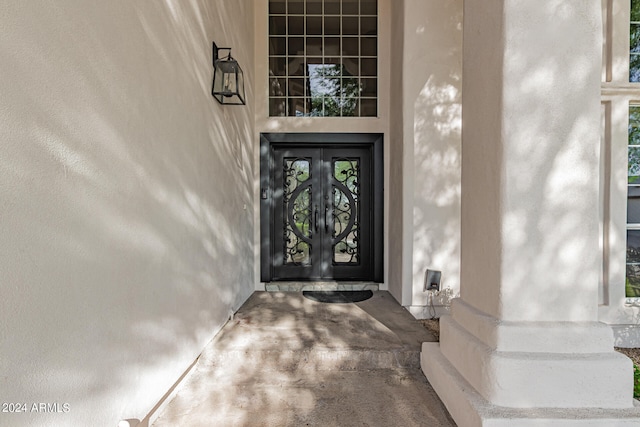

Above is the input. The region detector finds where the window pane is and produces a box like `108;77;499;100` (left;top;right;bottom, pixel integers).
630;147;640;184
269;0;286;15
629;187;640;222
288;97;309;116
307;38;323;56
325;0;340;15
269;37;286;56
309;79;325;98
633;0;640;22
289;57;305;76
325;78;339;92
630;106;640;145
343;17;359;35
325;16;340;35
632;25;640;53
361;0;377;15
323;96;340;115
312;97;325;116
343;58;359;76
631;55;640;82
270;16;286;35
629;107;640;184
341;98;358;116
361;17;377;36
307;16;322;35
269;77;286;96
627;263;640;297
310;67;344;97
288;0;304;14
306;40;322;58
310;97;324;116
343;37;359;56
307;0;322;15
360;99;377;117
361;58;377;76
344;79;361;100
631;126;640;146
341;78;359;106
343;0;359;15
324;37;341;56
630;106;640;126
361;78;377;97
361;37;377;56
269;57;287;76
289;16;304;34
307;56;323;67
288;37;304;55
269;97;286;116
288;78;306;97
324;56;341;68
627;230;640;297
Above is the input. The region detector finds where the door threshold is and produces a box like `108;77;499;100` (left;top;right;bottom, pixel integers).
265;281;379;292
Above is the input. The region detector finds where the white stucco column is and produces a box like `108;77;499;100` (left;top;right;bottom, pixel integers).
422;1;640;425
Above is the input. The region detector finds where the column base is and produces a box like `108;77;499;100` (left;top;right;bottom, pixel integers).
422;342;640;427
436;299;635;408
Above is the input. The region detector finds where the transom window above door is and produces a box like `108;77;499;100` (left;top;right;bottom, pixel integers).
268;0;378;117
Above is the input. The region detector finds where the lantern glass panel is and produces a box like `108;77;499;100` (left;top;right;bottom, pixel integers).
212;56;245;105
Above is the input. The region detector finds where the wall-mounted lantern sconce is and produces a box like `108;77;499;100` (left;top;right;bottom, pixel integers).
211;42;246;105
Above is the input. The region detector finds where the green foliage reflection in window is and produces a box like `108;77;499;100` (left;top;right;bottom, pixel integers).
632;0;640;81
629;106;640;183
627;106;640;297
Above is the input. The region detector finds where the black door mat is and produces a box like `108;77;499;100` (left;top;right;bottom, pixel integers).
302;290;373;303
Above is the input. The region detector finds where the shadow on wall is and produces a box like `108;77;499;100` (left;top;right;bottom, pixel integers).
410;1;608;325
409;0;463;309
0;1;254;426
480;2;603;323
453;0;607;324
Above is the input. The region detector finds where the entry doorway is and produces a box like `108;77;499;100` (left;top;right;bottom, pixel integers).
260;133;383;282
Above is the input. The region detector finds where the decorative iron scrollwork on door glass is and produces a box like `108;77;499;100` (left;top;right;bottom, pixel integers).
283;158;312;265
332;158;360;265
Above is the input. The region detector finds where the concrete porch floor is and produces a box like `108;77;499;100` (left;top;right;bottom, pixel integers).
151;291;456;427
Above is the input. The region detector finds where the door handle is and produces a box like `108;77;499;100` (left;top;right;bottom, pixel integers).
314;204;319;234
325;205;329;234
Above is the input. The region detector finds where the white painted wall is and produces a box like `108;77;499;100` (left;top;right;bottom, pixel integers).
388;0;406;302
461;0;603;322
0;1;255;426
402;0;463;314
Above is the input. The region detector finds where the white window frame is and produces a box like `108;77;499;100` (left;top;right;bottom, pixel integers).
600;0;640;324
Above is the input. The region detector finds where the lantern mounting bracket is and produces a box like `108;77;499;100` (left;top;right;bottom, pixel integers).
212;42;232;65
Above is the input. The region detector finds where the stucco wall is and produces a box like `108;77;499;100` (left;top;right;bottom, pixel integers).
403;0;463;314
461;0;602;322
387;0;405;303
0;1;255;426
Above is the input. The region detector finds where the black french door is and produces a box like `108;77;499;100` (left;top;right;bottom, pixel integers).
271;146;371;280
260;133;383;282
